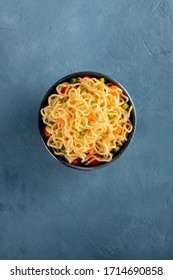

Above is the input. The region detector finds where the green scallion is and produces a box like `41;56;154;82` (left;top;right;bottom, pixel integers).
79;130;86;136
91;100;97;105
60;147;66;152
100;77;105;83
122;103;129;110
80;88;87;93
69;77;77;84
108;114;115;119
113;147;120;153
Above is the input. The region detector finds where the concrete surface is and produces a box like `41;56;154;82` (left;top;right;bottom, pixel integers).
0;0;173;259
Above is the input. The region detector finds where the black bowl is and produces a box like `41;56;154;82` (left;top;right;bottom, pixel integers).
38;72;136;170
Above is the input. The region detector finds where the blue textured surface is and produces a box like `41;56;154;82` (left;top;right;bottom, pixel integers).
0;0;173;260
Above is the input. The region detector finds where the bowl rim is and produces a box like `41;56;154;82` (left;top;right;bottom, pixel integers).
38;71;136;170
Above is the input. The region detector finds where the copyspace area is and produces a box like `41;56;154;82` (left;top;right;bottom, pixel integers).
0;0;173;260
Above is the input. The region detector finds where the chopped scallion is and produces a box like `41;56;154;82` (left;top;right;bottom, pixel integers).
91;100;97;105
80;88;87;93
100;77;105;83
108;114;115;119
122;103;129;110
113;147;120;153
79;130;86;136
69;77;77;83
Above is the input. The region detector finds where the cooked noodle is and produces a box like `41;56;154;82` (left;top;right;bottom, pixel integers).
40;77;133;165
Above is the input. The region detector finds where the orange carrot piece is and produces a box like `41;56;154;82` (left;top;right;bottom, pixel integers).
87;113;94;122
109;85;122;96
113;127;122;135
57;118;65;124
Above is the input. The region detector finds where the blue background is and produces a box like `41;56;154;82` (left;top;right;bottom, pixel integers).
0;0;173;260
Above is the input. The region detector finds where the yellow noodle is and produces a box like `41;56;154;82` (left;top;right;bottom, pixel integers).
40;77;133;165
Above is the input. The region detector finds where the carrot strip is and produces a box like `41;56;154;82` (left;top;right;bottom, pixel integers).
87;113;94;122
57;118;65;124
109;85;122;96
113;127;122;135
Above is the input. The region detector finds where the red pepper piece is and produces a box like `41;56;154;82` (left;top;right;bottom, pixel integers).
61;87;68;94
90;154;101;166
43;127;50;138
72;159;80;165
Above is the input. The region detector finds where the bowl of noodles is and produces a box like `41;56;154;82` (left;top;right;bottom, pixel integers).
38;72;136;170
